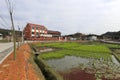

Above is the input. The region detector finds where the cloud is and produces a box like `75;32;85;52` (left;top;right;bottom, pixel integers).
0;0;120;35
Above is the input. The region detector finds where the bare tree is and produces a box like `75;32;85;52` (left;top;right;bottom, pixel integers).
5;0;16;60
0;15;9;29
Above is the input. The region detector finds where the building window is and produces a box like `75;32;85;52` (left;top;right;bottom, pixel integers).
36;26;39;30
36;32;39;35
40;27;43;30
32;32;34;34
36;32;39;37
32;26;34;29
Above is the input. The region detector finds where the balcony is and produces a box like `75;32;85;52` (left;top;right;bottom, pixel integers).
31;34;35;36
36;30;39;32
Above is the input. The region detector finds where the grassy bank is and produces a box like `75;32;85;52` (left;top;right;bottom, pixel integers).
31;42;120;80
112;49;120;62
30;42;120;61
34;56;63;80
30;44;63;80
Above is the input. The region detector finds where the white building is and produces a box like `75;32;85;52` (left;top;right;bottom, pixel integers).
86;35;97;41
88;36;97;41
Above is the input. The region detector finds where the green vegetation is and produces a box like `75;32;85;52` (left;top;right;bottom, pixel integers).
29;54;46;80
30;42;120;61
36;42;110;53
39;49;111;61
79;42;120;49
34;57;63;80
31;42;120;80
82;60;120;79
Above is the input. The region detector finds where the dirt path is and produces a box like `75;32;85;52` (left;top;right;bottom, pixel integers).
0;43;45;80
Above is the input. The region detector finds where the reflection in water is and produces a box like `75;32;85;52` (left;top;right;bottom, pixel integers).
46;56;93;72
45;56;120;80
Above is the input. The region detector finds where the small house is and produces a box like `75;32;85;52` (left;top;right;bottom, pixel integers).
85;34;98;41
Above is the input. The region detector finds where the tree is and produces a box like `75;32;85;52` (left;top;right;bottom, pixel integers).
5;0;16;60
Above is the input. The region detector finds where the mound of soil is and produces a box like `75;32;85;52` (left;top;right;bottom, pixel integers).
60;69;95;80
60;68;120;80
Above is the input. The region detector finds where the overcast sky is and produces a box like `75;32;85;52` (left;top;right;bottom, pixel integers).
0;0;120;35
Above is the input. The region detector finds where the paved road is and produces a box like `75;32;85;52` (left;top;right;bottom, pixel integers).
0;42;13;64
101;40;120;44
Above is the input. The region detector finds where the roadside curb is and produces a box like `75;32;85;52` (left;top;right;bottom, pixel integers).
0;47;13;64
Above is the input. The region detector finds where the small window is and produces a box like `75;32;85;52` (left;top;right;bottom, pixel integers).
36;32;39;35
32;26;34;29
36;32;39;37
41;27;43;30
32;36;35;38
32;32;34;34
36;27;39;30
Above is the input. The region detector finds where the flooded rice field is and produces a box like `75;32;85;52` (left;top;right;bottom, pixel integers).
33;42;120;80
46;56;92;72
45;56;120;80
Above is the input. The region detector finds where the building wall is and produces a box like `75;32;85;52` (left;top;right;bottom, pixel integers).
24;24;31;40
47;30;61;37
24;23;61;41
88;36;97;41
31;26;48;38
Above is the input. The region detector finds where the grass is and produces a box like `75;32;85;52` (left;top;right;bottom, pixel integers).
31;42;120;80
32;42;120;61
39;49;111;61
36;42;110;53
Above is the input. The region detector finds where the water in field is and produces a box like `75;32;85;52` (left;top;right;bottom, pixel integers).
111;55;120;65
45;56;99;80
45;56;120;80
46;56;93;72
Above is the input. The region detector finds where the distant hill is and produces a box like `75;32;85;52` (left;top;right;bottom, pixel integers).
102;31;120;36
101;31;120;40
63;32;86;40
65;32;85;38
0;28;22;38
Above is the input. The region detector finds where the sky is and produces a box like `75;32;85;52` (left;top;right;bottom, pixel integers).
0;0;120;35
